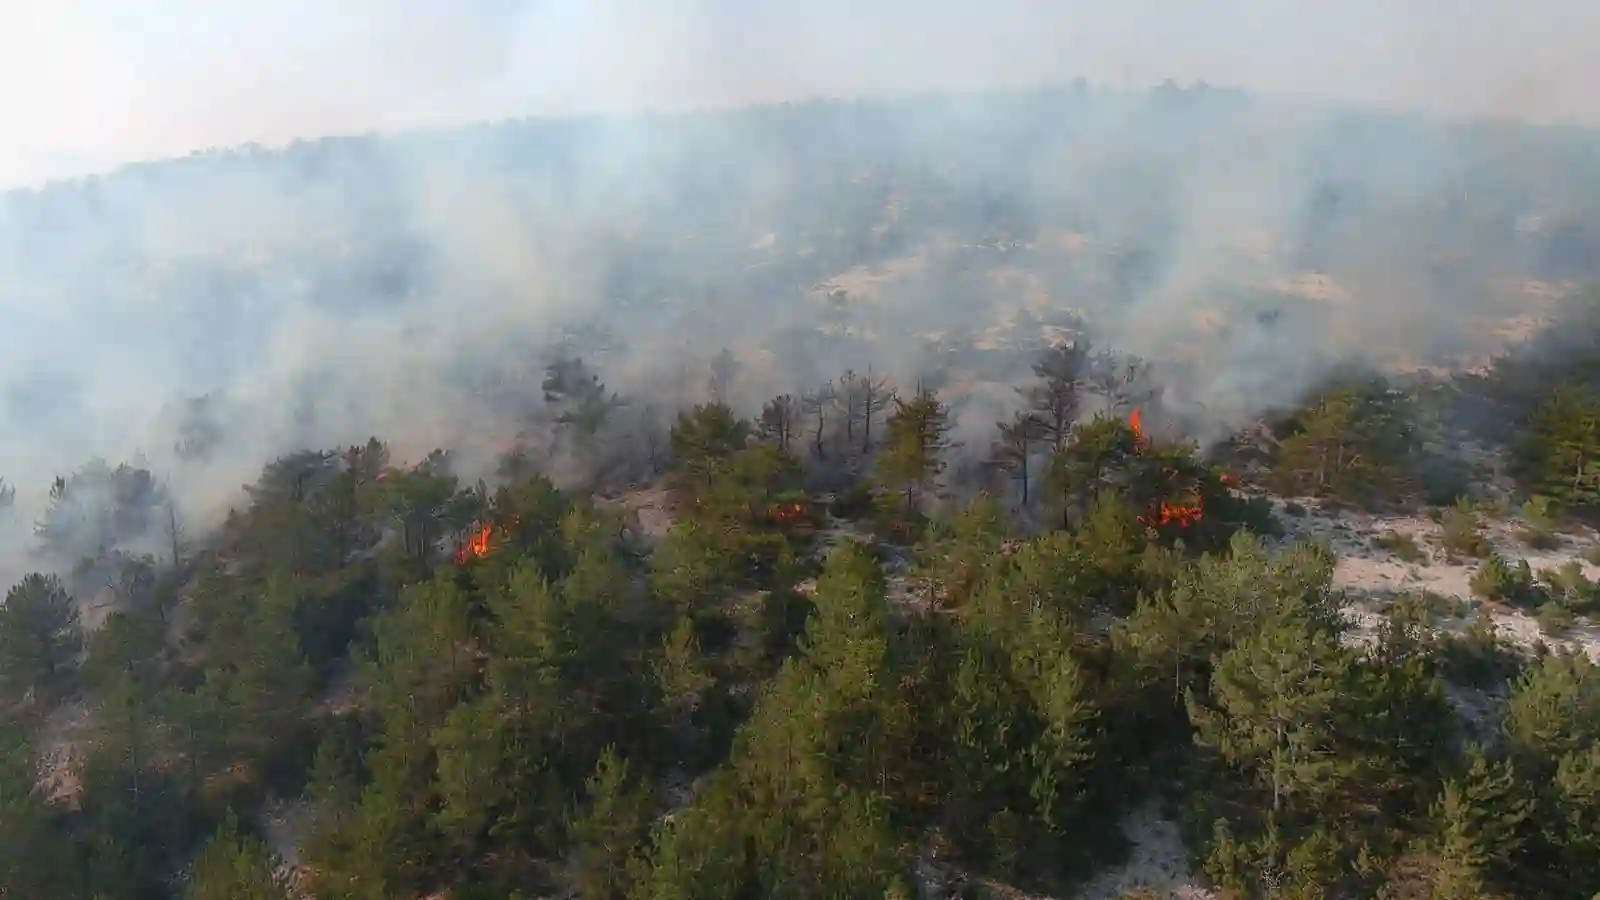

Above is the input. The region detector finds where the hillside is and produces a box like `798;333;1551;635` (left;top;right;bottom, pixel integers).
0;86;1599;899
4;83;1600;506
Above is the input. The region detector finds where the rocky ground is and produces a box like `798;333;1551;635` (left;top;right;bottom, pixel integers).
1268;496;1600;660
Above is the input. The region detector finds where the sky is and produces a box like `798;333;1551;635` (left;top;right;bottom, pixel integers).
2;0;1598;187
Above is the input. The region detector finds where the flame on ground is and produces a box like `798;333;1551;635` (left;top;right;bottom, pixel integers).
455;523;495;564
767;501;810;525
1139;500;1205;528
1128;407;1205;529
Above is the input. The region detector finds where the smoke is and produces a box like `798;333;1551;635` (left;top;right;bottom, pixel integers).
2;3;1599;589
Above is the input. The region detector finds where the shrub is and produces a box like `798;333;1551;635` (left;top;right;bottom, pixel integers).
1536;602;1576;636
1438;616;1524;688
1374;530;1428;564
1440;497;1492;559
1517;495;1563;550
1471;553;1545;608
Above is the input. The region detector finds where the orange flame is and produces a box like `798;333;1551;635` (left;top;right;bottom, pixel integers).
1138;500;1205;529
455;523;494;564
767;501;809;524
1127;407;1205;528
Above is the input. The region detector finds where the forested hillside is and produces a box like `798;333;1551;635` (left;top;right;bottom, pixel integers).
0;287;1597;899
2;87;1600;900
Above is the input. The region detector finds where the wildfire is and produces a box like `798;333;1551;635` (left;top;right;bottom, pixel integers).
768;501;809;524
455;523;495;564
1140;499;1205;528
1128;407;1205;529
454;513;522;564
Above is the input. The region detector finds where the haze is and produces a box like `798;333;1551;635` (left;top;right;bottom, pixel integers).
6;0;1600;187
3;0;1600;590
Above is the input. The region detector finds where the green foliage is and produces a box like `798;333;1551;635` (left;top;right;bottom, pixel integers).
1269;376;1418;505
1516;494;1563;550
1439;497;1492;559
11;351;1600;900
0;573;82;707
184;813;290;900
568;747;656;900
0;721;75;897
1423;755;1528;899
1469;553;1544;608
1503;652;1600;766
668;403;751;492
1374;529;1428;564
1515;386;1600;511
876;385;954;521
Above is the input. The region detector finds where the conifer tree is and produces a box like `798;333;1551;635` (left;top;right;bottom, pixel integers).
185;813;290;900
0;573;81;707
876;385;954;516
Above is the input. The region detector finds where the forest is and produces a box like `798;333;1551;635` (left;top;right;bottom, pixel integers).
1;85;1600;900
0;282;1596;899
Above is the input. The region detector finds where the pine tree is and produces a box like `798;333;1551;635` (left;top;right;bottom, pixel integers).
185;812;290;900
851;367;896;455
0;721;73;897
1426;747;1535;897
1516;385;1600;509
1552;745;1600;895
0;573;81;707
569;746;656;900
802;380;838;460
1021;341;1092;453
876;385;954;516
1503;651;1600;765
1187;615;1357;819
757;394;802;453
654;617;715;718
669;403;751;490
991;411;1046;506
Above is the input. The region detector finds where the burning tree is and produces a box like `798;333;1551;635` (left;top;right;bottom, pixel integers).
1047;408;1266;550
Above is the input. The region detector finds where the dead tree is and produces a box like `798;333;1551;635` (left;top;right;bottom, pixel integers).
992;412;1047;506
802;381;838;460
758;394;803;454
1088;349;1153;415
854;366;896;455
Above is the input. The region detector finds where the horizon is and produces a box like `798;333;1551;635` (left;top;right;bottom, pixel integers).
5;0;1600;188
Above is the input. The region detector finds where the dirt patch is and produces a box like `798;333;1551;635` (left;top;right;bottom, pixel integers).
1073;803;1217;900
600;485;677;541
35;699;90;808
1272;498;1600;660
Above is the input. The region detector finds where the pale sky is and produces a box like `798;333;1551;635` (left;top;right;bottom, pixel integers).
3;0;1599;187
